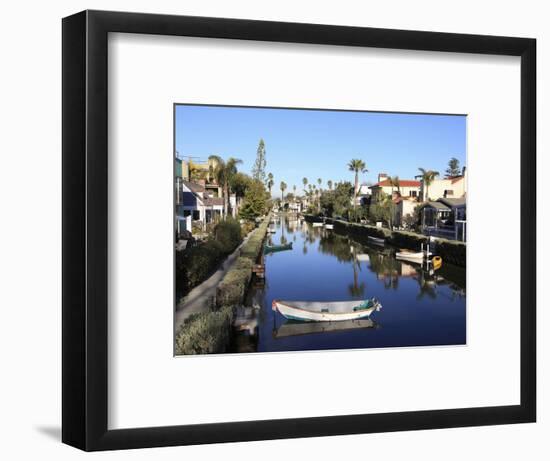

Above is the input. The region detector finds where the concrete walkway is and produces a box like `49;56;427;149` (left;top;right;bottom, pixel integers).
174;230;255;333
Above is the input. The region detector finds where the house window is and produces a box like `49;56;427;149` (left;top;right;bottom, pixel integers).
444;190;454;197
192;210;200;220
409;190;417;197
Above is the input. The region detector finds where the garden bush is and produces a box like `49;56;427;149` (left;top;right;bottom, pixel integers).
174;305;234;355
216;258;253;307
213;218;242;253
240;220;256;238
436;239;466;267
388;230;428;251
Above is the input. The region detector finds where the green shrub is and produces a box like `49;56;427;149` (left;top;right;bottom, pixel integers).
436;239;466;267
175;239;224;291
213;218;242;253
388;230;428;250
174;305;233;355
216;258;253;307
240;221;256;237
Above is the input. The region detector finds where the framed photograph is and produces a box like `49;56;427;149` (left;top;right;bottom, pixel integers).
62;10;536;451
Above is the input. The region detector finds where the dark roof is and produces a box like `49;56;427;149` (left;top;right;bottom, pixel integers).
204;197;224;206
421;201;450;211
439;197;466;208
182;180;205;193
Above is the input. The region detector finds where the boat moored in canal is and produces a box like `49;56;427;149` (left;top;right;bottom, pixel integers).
395;250;425;263
264;242;293;254
272;298;381;322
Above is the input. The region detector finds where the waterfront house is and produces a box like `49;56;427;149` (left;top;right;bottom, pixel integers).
419;197;467;241
420;167;467;201
176;180;224;232
392;193;419;229
369;173;421;202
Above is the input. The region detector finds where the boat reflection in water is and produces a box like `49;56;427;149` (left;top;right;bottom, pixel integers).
273;318;378;339
237;214;466;354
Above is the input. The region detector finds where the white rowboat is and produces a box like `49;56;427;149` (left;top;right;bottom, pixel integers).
395;251;426;263
312;222;323;227
324;224;334;229
272;299;381;322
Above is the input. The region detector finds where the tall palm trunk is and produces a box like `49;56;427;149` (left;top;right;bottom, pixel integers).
354;172;359;210
223;181;229;218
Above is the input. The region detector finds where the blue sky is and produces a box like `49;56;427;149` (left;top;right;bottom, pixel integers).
175;104;466;194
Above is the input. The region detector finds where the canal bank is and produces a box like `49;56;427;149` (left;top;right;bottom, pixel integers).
174;214;271;355
303;214;466;267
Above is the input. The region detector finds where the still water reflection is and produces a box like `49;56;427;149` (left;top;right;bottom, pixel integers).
234;215;466;353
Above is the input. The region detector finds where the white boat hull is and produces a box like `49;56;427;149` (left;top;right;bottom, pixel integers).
395;251;424;263
273;299;379;322
312;222;323;227
324;224;334;229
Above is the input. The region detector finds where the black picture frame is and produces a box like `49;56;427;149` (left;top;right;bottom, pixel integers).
62;10;536;451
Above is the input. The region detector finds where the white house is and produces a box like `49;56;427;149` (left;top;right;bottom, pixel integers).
177;180;224;231
369;173;421;202
420;168;467;201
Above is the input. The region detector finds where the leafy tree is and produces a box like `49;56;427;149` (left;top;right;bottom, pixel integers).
445;157;461;177
417;168;440;201
208;155;242;218
369;192;396;229
319;181;353;218
348;159;368;211
251;138;267;182
230;172;252;214
239;180;268;219
327;180;333;190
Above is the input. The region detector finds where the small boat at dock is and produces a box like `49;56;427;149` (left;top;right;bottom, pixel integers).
312;222;323;227
324;223;334;229
272;298;381;322
264;242;293;254
367;235;385;246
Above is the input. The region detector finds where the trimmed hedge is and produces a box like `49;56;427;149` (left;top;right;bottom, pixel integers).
174;305;234;355
216;257;253;307
388;230;428;251
436;239;467;266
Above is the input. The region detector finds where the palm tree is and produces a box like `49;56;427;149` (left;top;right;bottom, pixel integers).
280;181;287;203
208;155;242;218
327;180;333;190
317;178;322;190
267;172;274;195
302;177;308;193
348;159;368;210
417;168;440;201
389;175;401;195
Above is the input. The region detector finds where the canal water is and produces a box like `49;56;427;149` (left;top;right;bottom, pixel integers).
233;215;466;353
